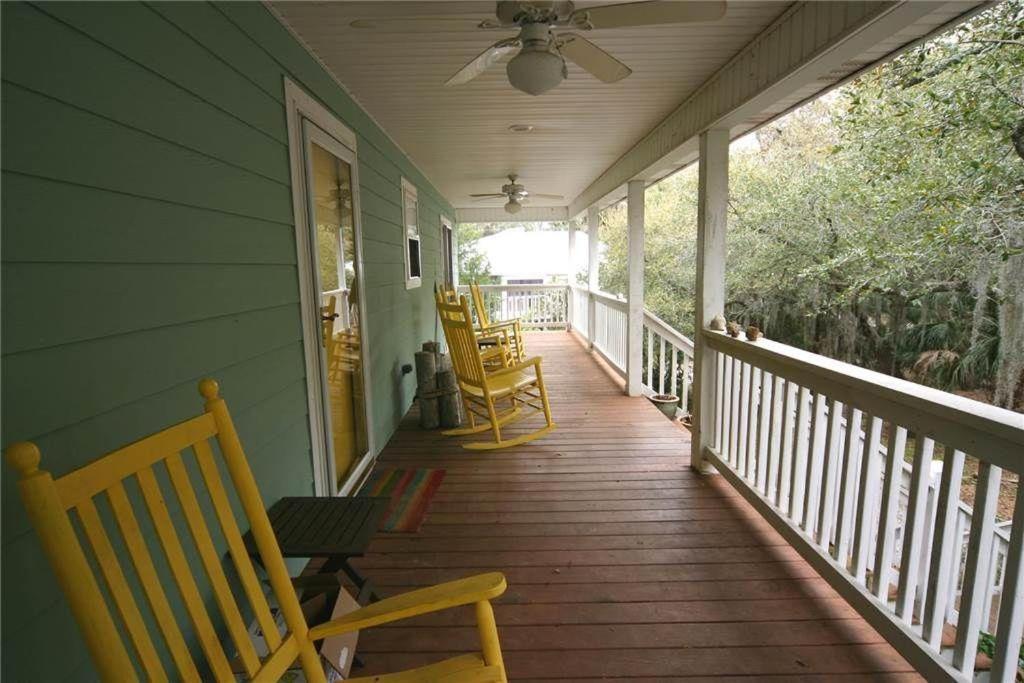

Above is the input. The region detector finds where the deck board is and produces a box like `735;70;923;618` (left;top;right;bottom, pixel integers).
354;332;919;680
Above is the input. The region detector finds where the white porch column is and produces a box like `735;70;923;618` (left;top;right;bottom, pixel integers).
586;206;600;346
626;180;645;397
567;220;576;329
692;129;729;472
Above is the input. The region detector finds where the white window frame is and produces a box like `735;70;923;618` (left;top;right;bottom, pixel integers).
401;178;421;289
440;214;455;287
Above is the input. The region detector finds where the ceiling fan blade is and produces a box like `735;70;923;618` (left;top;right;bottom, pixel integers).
445;38;521;86
557;34;631;83
469;193;507;198
349;16;484;31
572;1;726;29
527;193;566;200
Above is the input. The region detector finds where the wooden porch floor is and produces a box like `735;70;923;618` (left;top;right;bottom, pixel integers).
353;332;920;680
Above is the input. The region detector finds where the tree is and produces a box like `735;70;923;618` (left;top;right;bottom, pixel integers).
598;0;1023;409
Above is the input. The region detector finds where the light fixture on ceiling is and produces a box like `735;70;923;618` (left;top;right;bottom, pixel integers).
504;198;523;214
505;24;566;95
508;123;534;133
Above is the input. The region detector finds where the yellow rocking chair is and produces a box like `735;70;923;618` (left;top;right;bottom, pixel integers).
469;282;526;363
4;380;508;682
437;295;556;450
435;285;517;370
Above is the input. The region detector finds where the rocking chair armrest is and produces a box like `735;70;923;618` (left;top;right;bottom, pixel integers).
478;320;518;334
488;356;542;378
307;572;507;641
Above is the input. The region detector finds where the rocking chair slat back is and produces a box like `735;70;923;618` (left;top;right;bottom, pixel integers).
4;379;321;682
469;282;492;328
437;295;488;388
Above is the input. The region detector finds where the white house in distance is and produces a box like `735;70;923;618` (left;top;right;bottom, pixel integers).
474;227;590;284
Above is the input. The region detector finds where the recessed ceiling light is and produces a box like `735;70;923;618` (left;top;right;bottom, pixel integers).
508;124;534;133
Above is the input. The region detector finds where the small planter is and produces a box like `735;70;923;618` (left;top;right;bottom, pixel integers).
649;394;679;419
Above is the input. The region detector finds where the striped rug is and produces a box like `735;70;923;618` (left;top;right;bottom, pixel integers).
360;468;446;533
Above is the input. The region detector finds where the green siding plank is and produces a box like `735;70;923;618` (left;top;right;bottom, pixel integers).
1;85;293;223
1;173;296;265
35;0;287;143
2;341;306;541
1;305;302;441
2;3;290;185
2;262;299;354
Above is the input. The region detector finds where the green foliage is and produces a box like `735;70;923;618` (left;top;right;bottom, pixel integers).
599;1;1023;407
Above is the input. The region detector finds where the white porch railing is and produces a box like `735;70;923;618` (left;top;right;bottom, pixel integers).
568;285;695;415
702;330;1024;682
456;284;568;329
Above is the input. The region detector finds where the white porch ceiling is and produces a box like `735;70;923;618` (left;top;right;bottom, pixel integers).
272;1;985;218
270;1;788;210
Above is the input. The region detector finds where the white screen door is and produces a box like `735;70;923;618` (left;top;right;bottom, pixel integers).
301;120;371;492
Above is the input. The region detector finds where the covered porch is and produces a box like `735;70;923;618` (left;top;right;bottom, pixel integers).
356;332;917;679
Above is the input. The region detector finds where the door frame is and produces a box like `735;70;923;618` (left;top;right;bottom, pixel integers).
284;77;375;496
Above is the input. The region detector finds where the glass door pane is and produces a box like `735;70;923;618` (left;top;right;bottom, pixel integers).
308;139;368;486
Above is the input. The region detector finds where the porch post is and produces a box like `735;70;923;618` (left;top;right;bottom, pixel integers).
587;206;600;347
626;179;645;397
692;129;729;472
567;220;576;329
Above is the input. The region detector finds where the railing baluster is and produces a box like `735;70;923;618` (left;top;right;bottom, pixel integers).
715;351;725;453
729;359;742;467
992;480;1024;681
816;398;845;550
788;387;812;521
873;425;908;599
922;447;966;647
765;375;785;502
658;336;666;395
745;366;761;482
896;436;936;622
755;370;773;493
802;392;828;534
680;355;691;417
834;406;863;565
722;356;734;462
953;461;1002;675
670;346;678;398
645;327;653;389
776;380;798;510
737;362;750;475
852;415;884;583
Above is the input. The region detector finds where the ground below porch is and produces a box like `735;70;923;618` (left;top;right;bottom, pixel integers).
351;332;919;680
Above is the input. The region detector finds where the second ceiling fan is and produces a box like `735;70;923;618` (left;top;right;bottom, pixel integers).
352;1;727;95
471;175;564;214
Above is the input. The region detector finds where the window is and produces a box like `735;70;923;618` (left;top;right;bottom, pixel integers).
441;215;455;287
401;178;421;288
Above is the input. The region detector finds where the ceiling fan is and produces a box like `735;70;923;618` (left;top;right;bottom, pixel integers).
350;1;727;95
471;174;564;214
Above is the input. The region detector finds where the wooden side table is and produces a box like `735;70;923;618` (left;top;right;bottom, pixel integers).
249;495;390;604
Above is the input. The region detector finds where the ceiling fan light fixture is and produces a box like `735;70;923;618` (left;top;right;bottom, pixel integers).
506;47;564;95
504;198;523;214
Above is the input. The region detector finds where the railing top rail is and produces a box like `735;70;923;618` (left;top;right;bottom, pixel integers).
643;309;695;356
704;329;1024;471
458;283;567;291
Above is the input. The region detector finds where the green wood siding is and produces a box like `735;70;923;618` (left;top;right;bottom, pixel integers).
0;2;453;679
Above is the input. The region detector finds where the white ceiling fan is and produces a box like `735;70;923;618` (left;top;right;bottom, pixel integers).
471;174;564;214
350;1;727;95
